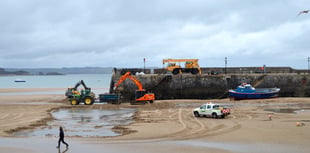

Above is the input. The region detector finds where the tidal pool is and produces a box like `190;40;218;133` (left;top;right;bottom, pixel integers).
15;108;135;137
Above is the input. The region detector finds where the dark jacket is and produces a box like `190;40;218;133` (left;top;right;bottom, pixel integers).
59;128;64;138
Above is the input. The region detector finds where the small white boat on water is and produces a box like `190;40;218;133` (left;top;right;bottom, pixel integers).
14;78;26;82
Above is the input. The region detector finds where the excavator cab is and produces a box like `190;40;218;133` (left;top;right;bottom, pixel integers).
135;90;154;103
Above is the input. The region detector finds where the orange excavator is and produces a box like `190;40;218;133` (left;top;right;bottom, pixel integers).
113;72;155;104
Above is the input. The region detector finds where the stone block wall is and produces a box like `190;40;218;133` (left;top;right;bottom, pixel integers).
111;68;310;101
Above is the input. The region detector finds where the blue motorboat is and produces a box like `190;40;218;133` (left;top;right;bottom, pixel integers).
228;83;280;100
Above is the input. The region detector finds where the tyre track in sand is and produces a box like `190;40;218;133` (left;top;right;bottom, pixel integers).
148;108;205;141
169;108;243;140
132;108;245;141
107;107;247;144
100;104;255;144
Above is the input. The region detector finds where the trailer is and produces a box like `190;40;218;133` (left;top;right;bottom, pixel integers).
99;93;121;104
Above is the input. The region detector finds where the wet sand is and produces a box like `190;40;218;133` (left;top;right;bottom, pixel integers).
0;88;310;153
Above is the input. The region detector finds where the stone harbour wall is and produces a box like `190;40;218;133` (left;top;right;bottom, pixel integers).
111;68;310;101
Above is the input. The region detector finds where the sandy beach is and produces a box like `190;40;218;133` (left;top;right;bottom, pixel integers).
0;88;310;153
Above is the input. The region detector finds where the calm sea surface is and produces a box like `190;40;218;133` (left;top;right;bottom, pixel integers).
0;74;112;95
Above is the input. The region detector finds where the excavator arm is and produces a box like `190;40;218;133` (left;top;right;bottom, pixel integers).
163;59;199;64
113;71;155;103
66;80;91;98
113;72;143;91
74;80;90;90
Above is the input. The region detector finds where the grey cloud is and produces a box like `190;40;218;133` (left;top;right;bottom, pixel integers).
0;0;309;68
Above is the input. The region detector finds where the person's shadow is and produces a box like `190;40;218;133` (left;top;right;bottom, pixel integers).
58;147;69;153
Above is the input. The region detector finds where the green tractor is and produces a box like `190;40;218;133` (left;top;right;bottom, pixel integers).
65;80;95;105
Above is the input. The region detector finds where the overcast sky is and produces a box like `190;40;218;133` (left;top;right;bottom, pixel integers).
0;0;309;69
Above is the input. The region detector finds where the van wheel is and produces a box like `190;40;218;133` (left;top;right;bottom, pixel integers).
194;111;200;117
212;113;218;119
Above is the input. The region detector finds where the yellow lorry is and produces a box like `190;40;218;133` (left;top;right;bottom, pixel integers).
162;59;201;75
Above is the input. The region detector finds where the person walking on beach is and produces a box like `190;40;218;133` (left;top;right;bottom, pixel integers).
56;126;69;148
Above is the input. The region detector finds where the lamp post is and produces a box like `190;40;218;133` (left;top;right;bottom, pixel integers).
143;58;146;73
224;57;227;74
308;57;310;74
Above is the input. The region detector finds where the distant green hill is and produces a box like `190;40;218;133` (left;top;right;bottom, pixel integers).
1;67;114;75
0;68;30;75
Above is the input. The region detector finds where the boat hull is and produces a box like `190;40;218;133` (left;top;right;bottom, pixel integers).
228;89;280;100
14;79;26;82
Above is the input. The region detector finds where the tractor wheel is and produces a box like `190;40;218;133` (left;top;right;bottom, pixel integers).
70;99;79;105
84;96;94;105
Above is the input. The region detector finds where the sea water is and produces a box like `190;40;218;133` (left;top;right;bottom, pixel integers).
0;74;112;95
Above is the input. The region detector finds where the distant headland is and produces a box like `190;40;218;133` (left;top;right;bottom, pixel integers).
0;67;114;75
